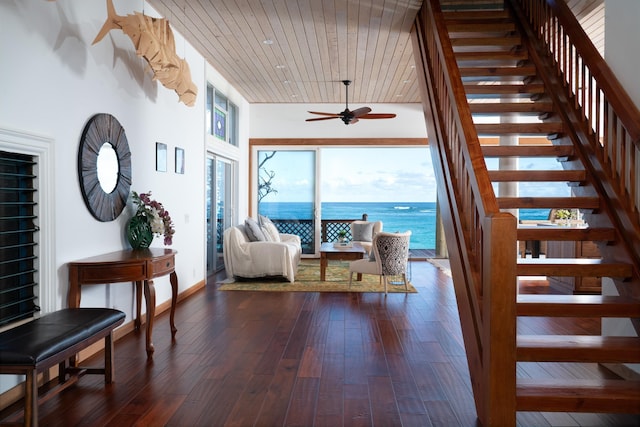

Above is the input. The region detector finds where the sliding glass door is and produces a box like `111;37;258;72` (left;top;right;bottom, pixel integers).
206;154;234;275
256;149;318;255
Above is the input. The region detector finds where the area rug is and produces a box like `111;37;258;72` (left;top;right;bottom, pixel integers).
427;258;452;278
218;260;416;293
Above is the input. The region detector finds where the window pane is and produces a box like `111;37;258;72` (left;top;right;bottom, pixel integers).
321;147;435;250
257;150;316;254
228;103;238;146
214;91;227;110
214;108;226;141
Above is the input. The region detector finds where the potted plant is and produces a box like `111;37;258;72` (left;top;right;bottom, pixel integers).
555;208;572;226
337;229;348;243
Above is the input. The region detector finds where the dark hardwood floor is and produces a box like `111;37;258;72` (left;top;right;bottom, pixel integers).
3;260;639;426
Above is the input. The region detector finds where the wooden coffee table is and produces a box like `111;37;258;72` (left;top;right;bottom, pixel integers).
319;242;366;281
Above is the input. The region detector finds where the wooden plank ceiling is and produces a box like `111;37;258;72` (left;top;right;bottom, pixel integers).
146;0;603;104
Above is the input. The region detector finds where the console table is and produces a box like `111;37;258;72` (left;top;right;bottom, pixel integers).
68;248;178;358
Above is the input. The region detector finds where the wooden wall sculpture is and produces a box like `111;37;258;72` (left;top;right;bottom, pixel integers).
92;0;197;107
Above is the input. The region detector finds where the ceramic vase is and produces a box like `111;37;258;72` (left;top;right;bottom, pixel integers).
126;215;153;249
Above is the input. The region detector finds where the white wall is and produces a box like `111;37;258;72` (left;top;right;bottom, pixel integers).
0;0;211;315
606;0;640;110
602;0;640;375
0;0;255;394
250;103;427;138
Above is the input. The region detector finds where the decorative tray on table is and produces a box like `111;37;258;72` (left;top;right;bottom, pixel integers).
333;241;353;249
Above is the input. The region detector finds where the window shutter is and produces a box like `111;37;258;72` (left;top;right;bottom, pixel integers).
0;150;39;326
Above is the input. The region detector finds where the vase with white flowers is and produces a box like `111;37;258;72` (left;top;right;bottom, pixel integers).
126;191;175;249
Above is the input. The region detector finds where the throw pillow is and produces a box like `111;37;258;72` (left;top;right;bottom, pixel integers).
259;214;274;227
262;222;281;242
261;226;273;241
244;217;267;242
352;222;375;242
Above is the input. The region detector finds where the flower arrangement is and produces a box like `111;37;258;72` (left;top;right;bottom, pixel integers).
129;191;175;246
555;209;572;220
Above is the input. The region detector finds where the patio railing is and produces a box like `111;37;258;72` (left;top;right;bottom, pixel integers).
272;219;355;254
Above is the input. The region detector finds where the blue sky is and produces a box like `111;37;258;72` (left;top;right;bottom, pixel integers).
257;147;570;203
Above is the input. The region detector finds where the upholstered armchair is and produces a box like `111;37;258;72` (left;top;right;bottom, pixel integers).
349;220;383;255
348;231;411;293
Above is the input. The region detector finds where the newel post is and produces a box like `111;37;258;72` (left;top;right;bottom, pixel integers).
482;212;518;426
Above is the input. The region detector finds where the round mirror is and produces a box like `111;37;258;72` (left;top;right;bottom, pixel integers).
78;114;131;222
96;142;119;193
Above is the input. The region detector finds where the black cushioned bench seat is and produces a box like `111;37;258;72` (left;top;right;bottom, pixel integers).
0;308;125;427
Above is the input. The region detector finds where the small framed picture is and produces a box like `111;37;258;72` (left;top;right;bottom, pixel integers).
175;147;185;174
156;142;167;172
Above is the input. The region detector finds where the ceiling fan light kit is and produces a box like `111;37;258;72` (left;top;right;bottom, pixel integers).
306;80;396;125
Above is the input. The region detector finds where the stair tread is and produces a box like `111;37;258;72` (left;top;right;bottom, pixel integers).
452;36;522;47
517;294;640;317
470;102;552;114
444;11;511;20
497;196;600;209
488;169;586;181
481;144;573;157
456;51;528;61
516;226;616;241
517;378;640;413
517;335;640;363
460;66;535;76
476;123;564;135
447;22;516;33
465;83;545;94
517;258;632;278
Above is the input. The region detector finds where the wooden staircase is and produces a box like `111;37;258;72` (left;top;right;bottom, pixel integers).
413;0;640;424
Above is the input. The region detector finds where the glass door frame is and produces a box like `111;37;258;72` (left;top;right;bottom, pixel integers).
206;152;236;275
251;146;321;256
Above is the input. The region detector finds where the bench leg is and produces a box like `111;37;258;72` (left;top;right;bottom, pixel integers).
58;360;67;384
25;369;38;427
104;333;114;383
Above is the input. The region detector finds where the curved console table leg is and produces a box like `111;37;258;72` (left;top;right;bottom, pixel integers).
169;271;178;339
143;279;156;358
135;280;143;330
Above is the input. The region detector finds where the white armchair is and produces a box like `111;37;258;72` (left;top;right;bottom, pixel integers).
349;220;383;255
223;223;302;282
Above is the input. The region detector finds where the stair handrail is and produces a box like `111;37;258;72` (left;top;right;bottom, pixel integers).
412;1;518;425
512;0;640;246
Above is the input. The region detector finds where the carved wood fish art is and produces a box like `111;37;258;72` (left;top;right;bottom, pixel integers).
93;0;197;106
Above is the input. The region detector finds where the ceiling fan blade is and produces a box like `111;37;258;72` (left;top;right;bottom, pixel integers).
351;107;372;118
360;113;397;119
349;117;359;124
308;111;340;117
305;116;340;122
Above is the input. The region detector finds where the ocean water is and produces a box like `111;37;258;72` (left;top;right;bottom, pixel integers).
259;202;551;249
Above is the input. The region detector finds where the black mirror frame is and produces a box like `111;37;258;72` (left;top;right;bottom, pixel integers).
78;113;132;222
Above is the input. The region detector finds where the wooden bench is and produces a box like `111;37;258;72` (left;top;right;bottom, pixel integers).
0;308;125;427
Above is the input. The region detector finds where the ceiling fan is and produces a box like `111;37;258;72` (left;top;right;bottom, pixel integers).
306;80;397;125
